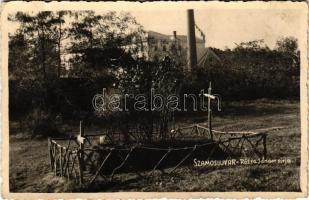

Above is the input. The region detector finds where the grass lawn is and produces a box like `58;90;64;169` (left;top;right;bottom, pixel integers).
9;99;301;192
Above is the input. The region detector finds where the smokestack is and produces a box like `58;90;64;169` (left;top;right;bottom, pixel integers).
187;9;197;71
173;31;177;39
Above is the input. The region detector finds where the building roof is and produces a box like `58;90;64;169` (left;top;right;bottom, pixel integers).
197;48;222;67
148;31;205;43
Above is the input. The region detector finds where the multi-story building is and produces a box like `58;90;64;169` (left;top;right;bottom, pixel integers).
143;30;220;67
61;29;221;77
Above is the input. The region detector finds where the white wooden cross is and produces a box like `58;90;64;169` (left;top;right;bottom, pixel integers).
202;82;221;140
77;134;85;144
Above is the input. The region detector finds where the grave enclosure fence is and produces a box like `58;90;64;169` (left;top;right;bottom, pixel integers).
47;123;276;186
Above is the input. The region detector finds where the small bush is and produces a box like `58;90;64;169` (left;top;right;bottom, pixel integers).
25;108;62;138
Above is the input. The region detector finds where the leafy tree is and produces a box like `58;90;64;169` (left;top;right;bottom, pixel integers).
119;56;183;141
68;11;145;81
9;9;300;140
276;36;298;54
9;12;56;119
9;11;70;136
9;11;149;137
190;38;300;100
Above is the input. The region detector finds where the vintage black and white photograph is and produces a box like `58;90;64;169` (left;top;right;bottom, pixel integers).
2;1;308;198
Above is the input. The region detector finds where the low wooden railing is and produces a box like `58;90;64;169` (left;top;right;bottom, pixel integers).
48;123;282;185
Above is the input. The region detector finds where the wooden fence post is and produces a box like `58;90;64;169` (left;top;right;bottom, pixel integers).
60;147;63;176
48;138;53;170
263;134;267;158
53;144;58;176
208;82;213;140
78;120;84;184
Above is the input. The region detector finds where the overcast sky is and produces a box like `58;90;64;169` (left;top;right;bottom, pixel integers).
130;8;303;49
7;3;305;50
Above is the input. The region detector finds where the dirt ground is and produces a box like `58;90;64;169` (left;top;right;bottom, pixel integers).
9;99;301;192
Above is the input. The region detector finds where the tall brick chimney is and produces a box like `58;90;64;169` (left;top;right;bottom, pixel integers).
186;9;197;71
173;31;177;39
